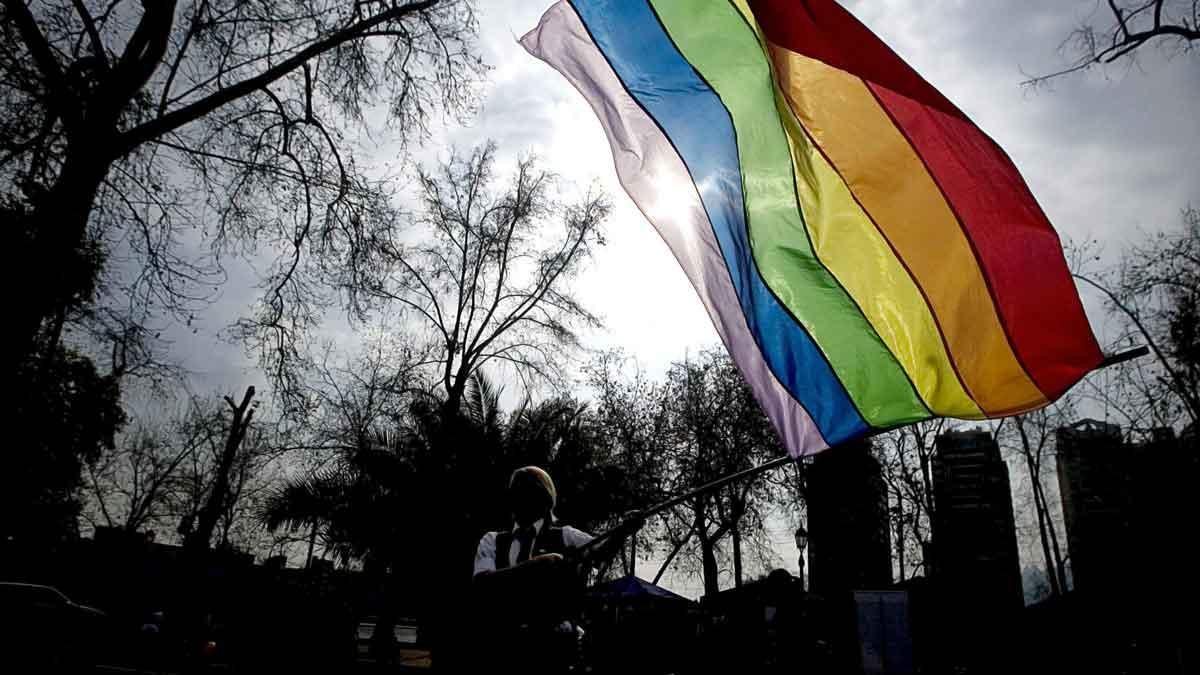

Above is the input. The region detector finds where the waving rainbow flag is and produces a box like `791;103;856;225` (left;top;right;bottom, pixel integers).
522;0;1103;457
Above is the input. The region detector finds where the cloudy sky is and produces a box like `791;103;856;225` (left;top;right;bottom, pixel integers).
156;1;1197;592
173;0;1199;398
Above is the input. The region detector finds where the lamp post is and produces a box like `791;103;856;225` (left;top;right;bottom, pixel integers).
794;525;808;592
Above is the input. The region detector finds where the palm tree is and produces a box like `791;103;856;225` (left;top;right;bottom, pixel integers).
260;466;350;569
262;370;650;566
260;368;673;670
259;428;410;569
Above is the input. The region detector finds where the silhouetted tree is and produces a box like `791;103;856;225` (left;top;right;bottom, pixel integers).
585;351;673;577
1;0;483;387
83;403;205;534
1;0;482;547
995;399;1074;599
363;142;610;415
2;344;125;547
211;421;282;552
181;386;257;550
872;419;946;581
261;426;408;568
256;332;428;562
263;367;646;567
260;366;642;665
130;389;284;557
655;349;786;595
1072;207;1200;431
1026;0;1199;86
585;349;800;591
82;387;284;555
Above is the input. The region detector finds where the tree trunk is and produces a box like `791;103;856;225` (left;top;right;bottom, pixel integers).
654;518;698;585
186;386;256;551
629;529;637;577
1031;483;1061;597
701;534;720;598
919;454;936;521
1017;419;1062;597
444;364;470;417
1033;472;1069;592
306;523;318;569
731;522;743;588
9;145;112;378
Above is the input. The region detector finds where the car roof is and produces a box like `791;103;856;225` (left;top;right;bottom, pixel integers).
0;582;69;601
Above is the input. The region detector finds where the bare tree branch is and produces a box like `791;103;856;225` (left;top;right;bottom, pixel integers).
1026;0;1198;86
377;143;608;412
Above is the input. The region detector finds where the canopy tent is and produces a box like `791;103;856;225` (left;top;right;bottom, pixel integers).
586;575;691;604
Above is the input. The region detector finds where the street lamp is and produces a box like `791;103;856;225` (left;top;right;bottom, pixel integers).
794;525;808;592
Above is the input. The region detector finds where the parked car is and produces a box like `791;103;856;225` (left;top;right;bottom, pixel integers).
0;582;110;670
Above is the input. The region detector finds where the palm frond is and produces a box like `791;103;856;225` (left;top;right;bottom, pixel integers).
467;371;504;430
258;466;351;533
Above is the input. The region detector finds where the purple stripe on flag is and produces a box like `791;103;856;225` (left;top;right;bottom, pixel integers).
520;1;827;457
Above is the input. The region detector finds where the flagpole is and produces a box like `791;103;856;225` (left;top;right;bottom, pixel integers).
575;454;794;557
578;346;1149;561
1098;346;1149;368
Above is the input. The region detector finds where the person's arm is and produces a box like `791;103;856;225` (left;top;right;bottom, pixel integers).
474;554;564;581
474;554;574;616
564;511;646;569
473;532;499;578
473;531;566;592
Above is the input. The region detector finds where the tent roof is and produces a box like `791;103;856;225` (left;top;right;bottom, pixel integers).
587;575;691;603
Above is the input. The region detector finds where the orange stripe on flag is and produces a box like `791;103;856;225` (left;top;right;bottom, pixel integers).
767;44;1047;415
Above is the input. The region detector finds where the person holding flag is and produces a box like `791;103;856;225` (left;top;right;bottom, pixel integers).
472;466;640;674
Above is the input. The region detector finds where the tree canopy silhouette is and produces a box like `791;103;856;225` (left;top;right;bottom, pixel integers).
360;142;610;415
588;348;791;595
1;0;483;386
1;0;482;543
1073;207;1200;431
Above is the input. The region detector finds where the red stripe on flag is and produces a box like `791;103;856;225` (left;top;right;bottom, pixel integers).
749;0;1103;399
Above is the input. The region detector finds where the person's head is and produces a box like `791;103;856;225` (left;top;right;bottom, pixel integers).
766;568;795;593
508;466;556;526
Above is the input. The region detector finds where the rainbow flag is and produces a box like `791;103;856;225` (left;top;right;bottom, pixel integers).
522;0;1103;457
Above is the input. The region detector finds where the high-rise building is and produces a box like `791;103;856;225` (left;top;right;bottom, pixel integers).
1054;419;1129;594
931;429;1023;611
807;439;892;597
1128;426;1197;602
1056;420;1199;595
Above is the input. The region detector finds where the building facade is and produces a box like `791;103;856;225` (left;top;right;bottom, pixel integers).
931;428;1023;611
807;439;892;597
1054;419;1129;594
1056;420;1199;595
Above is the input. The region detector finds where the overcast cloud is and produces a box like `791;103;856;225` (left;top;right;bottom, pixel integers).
138;0;1199;597
168;0;1199;400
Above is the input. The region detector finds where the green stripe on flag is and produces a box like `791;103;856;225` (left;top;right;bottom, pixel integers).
647;0;929;426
